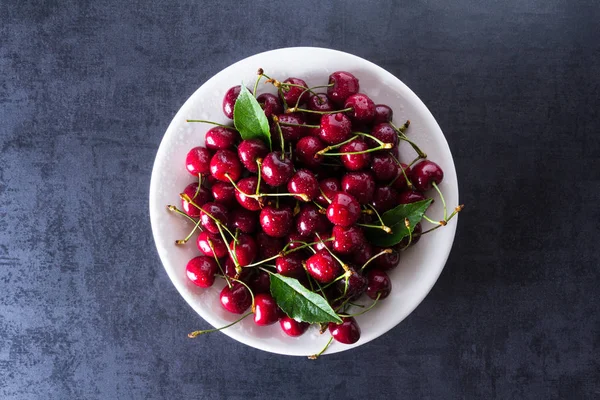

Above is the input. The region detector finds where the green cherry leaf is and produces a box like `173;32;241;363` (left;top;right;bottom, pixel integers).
269;273;343;324
233;85;271;150
365;198;433;247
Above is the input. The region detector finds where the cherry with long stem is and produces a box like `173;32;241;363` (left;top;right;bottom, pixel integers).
179;193;238;240
188;311;252;338
308;336;334;360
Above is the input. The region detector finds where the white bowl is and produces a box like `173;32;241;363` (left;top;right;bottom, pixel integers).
149;47;459;356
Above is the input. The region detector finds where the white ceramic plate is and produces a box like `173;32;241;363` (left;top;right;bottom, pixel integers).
149;47;459;356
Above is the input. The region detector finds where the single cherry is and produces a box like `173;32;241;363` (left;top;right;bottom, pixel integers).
280;315;309;337
307;93;334;115
229;234;257;267
319;113;352;144
199;202;228;234
295;135;326;168
341;171;376;204
196;231;228;258
237;139;269;173
181;182;211;217
288;169;319;201
373;247;400;270
411;160;444;191
223;85;243;119
259;205;294;238
370;123;399;149
332;225;366;255
276;253;306;279
220;282;252;314
344;93;375;124
296;203;330;237
373;104;393;124
205;127;239;150
186;146;212;176
235;177;263;211
230;207;258;234
306;250;342;283
371;186;398;213
210;149;242;182
353;242;375;266
277;113;308;142
211;182;236;208
248;270;271;294
371;152;400;182
398;190;427;204
326;192;361;227
256;232;284;259
340;138;371;171
329;317;361;344
261;152;294;187
186;256;218;288
257;93;283;118
282;77;310;106
316;177;341;206
327;71;360;105
366;269;392;299
253;293;279;326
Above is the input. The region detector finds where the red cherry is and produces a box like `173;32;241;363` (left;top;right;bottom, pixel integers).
366;269;392;299
344;93;375;124
373;104;393;124
230;207;258;234
211;182;236;208
327;71;359;105
259;205;294;238
199;202;228;234
277;113;308;142
341;171;376;204
306;250;342;283
257;93;283;118
411;160;444;191
223;86;244;119
237;139;269;173
276;252;306;279
315;177;341;207
398;190;427;204
329;317;361;344
340;138;371;171
186;146;212;177
210;149;242;182
296;203;330;237
228;234;257;267
370;123;399;149
280;315;309;337
282;77;310;106
295;136;326;168
248;270;271;294
391;163;411;191
253;294;280;326
205;126;239;150
181;182;211;217
287;169;319;202
261;152;294;187
220;282;252;314
334;268;367;300
332;225;366;255
371;186;399;213
186;256;218;288
326;192;361;227
373;247;400;270
196;231;228;258
398;222;422;248
319;113;352;144
371;153;400;182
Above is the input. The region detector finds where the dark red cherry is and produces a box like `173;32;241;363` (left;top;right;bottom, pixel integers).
334;269;367;300
319;113;352;144
373;247;400;270
257;93;283;118
276;253;306;279
205;127;239;150
186;146;212;177
344;93;375;124
316;177;341;206
398;190;427;204
411;160;444;191
306;250;343;283
259;205;293;238
277;113;308;142
199;202;228;234
237;139;269;173
327;71;359;105
223;85;243;119
211;182;236;208
256;232;284;259
181;182;211;217
371;152;400;182
280;315;309;337
210;149;242;182
220;282;252;314
398;222;422;248
285;232;305;250
370;123;398;149
223;258;253;281
311;231;334;252
196;231;228;258
261;152;294;187
235;177;262;211
326;192;361;227
329;317;361;344
295;136;326;168
307;93;334;114
341;171;375;204
332;225;366;255
186;256;218;288
248;270;271;295
373;104;393;124
287;169;319;202
230;207;258;234
282;77;309;106
366;269;392;299
340;138;371;171
371;186;398;213
253;293;279;326
391;163;411;192
229;234;257;267
353;242;375;266
296;203;330;237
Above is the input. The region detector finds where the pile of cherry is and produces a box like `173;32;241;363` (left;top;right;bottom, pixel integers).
169;70;460;358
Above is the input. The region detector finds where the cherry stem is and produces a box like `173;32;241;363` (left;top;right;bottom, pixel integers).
180;193;238;240
408;155;423;167
387;153;413;189
186;119;230;129
253;73;262;97
367;204;386;227
315;135;359;156
357;223;392;234
167;205;199;225
287;107;352;115
176;218;203;245
272;118;286;156
211;249;232;288
278;121;320;129
360;249;393;272
390;121;426;158
321;270;353;290
318;188;332;204
354;131;386;146
255;159;263;196
316;232;350;273
398;221;413;251
320;144;392;157
432;182;447;220
217;223;240;271
225;174;309;202
246;238;333;268
308;336;334;360
230;276;256;311
291;84;335;109
194;174;203;197
338;292;381;318
420;205;464;235
188;312;252;338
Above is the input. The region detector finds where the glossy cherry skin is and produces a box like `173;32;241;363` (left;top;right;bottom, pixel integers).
199;202;228;234
256;232;284;259
276;253;306;279
340;138;371;171
335;269;367;300
186;256;218;288
326;192;361;227
306;250;342;283
196;231;228;258
353;242;375;266
329;317;361;344
211;182;236;208
344;93;375;124
341;171;376;204
371;186;398;213
235;177;263;211
257;93;283;118
277;113;308;142
186;146;212;176
248;270;271;294
210;149;242;182
220;282;252;314
307;93;334;116
371;153;400;182
237;139;269;173
253;293;279;326
181;182;211;217
230;207;258;233
205;127;239;150
316;177;341;207
229;234;257;267
311;231;334;253
295;136;325;168
398;190;427;204
280;316;310;337
373;247;400;270
398;222;422;248
370;123;399;149
327;71;360;105
223;85;242;119
319;113;352;145
259;205;294;238
373;104;393;124
332;225;366;255
282;77;310;106
296;203;330;237
411;160;444;191
288;169;319;202
261;152;294;187
366;269;392;299
391;163;411;191
284;232;304;250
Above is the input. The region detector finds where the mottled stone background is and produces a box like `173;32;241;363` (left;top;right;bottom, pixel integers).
1;0;599;399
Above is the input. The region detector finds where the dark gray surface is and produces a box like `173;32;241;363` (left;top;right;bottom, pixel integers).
1;0;599;399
